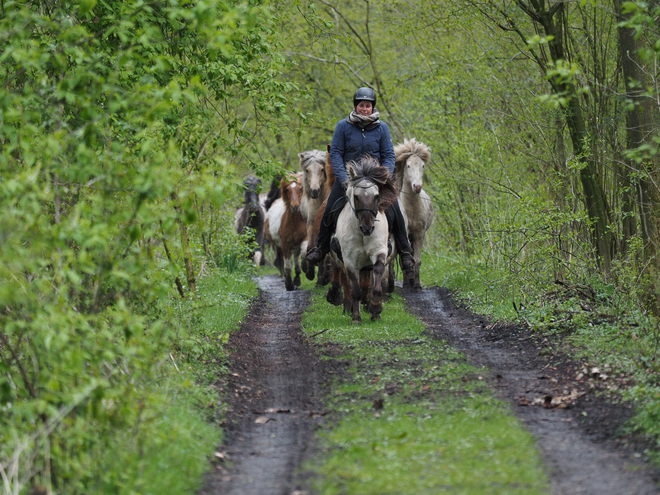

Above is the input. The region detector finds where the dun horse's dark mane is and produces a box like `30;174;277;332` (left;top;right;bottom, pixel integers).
348;156;398;211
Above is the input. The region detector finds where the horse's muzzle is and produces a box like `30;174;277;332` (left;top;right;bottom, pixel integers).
413;184;423;194
360;224;375;236
310;189;320;199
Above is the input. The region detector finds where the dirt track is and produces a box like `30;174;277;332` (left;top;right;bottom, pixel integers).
200;276;322;495
201;275;659;495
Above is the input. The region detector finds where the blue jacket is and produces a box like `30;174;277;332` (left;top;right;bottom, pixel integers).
329;118;395;185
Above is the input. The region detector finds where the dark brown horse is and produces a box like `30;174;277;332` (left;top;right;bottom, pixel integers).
234;175;266;265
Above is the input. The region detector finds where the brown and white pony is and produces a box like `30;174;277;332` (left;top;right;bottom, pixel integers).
299;149;331;284
394;138;433;290
264;173;307;291
234;175;267;266
330;156;398;323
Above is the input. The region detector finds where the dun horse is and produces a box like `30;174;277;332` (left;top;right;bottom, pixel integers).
329;156;398;323
299;149;331;284
264;173;307;291
234;175;267;266
394;138;433;290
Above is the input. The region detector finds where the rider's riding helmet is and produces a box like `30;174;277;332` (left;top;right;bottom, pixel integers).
353;87;377;108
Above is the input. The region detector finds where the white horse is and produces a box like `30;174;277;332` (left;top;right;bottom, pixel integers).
394;138;433;290
330;156;399;323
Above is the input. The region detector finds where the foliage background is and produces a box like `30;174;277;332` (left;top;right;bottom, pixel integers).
3;0;660;492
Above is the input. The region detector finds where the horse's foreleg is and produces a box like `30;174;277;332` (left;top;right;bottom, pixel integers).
347;269;362;324
325;261;343;306
274;247;284;275
359;269;371;307
369;254;386;321
282;247;294;291
412;233;423;291
293;246;302;287
386;261;395;294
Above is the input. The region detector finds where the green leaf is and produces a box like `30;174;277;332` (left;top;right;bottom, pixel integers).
78;0;97;15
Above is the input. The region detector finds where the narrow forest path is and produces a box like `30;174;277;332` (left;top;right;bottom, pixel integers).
200;275;322;495
201;276;659;495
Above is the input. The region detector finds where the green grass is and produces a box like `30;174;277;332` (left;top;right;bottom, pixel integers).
302;287;550;494
89;270;258;494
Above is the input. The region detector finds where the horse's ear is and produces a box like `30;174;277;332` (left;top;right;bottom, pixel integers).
327;144;331;153
347;164;356;180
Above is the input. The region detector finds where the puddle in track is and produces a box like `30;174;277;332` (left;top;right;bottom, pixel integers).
403;286;660;495
200;275;320;495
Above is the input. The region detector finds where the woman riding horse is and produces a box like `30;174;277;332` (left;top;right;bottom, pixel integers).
306;87;415;273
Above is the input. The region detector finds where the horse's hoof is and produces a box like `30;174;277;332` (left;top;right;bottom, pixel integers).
369;303;383;316
370;313;381;321
285;279;295;291
305;266;315;281
294;275;301;287
326;287;343;306
351;318;362;325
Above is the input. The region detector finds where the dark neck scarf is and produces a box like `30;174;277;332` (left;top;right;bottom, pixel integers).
347;109;381;131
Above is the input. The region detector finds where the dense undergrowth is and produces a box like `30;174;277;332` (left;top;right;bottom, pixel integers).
301;288;550;494
421;247;660;463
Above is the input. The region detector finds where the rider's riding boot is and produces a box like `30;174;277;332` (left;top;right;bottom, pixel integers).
399;251;414;271
306;245;325;266
386;202;416;272
306;208;335;266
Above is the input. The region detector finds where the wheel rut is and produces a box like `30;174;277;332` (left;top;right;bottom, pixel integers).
403;286;660;495
200;275;321;495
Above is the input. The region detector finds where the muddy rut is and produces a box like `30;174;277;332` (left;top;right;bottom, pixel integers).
201;275;659;495
200;276;322;495
404;287;659;495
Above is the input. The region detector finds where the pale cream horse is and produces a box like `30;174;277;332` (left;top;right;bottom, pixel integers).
394;138;434;290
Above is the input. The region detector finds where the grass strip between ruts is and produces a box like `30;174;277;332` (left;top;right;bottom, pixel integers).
301;286;550;494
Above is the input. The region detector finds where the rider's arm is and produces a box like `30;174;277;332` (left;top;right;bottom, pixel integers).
379;122;395;174
330;120;350;186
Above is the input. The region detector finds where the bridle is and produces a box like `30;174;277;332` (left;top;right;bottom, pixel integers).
347;181;380;222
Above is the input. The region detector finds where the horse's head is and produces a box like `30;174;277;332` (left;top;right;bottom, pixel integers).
243;175;262;212
299;150;327;199
394;138;431;194
281;173;304;213
405;153;426;194
346;156;398;236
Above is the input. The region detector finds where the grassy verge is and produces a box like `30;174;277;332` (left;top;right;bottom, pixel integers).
421;250;660;461
301;287;550;494
89;271;258;494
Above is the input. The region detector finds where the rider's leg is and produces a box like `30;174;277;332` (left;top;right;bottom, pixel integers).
385;202;415;271
306;181;346;265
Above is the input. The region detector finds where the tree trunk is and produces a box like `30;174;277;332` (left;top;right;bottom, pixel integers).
615;0;660;304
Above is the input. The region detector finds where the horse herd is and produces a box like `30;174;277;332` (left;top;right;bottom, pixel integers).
234;138;433;324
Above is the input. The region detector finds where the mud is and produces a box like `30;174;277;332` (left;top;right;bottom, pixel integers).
200;276;323;495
